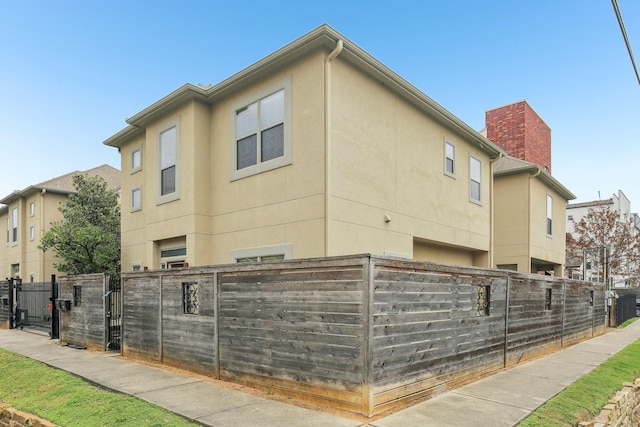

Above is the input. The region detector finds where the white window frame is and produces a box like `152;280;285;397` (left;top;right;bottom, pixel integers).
131;262;142;272
157;118;180;205
231;243;292;263
29;226;34;241
131;186;142;212
444;140;455;177
469;156;482;204
29;201;35;217
131;146;142;173
160;246;187;269
546;194;553;236
230;77;291;181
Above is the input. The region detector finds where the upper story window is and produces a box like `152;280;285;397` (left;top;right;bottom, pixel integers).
231;77;291;181
131;147;142;173
6;217;9;243
29;226;35;241
157;119;180;204
444;141;455;176
469;156;482;203
546;194;553;236
29;202;35;216
11;207;18;243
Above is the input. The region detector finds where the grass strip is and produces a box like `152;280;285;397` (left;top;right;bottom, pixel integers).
518;333;640;426
0;348;197;426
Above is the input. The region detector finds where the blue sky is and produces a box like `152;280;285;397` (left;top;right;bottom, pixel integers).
1;1;639;208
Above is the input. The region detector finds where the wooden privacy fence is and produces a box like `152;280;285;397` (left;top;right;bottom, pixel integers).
64;255;606;417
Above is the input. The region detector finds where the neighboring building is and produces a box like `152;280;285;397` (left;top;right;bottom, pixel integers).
493;156;575;276
104;24;505;272
566;190;639;285
0;165;120;282
566;190;631;235
485;100;552;173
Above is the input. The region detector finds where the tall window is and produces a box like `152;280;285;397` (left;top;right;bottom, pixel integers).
444;141;455;176
160;126;176;196
546;194;553;235
470;156;481;203
131;187;142;211
29;202;35;216
231;78;291;180
131;147;142;172
29;226;34;241
11;207;17;242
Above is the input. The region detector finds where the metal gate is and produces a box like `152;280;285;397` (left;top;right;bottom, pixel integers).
616;293;636;326
9;277;58;337
106;276;121;350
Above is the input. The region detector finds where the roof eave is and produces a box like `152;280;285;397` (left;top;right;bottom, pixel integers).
103;24;504;158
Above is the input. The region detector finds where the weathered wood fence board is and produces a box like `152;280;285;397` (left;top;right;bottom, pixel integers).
0;280;9;328
60;254;608;417
58;274;106;351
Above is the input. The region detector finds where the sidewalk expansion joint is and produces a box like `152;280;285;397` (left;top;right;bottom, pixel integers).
452;390;538;411
132;379;203;396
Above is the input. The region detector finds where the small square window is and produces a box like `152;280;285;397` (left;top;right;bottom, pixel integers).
183;282;199;315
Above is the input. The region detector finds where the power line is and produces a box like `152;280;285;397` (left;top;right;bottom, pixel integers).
612;0;640;86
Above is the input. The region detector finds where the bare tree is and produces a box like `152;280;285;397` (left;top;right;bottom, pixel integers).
567;204;640;286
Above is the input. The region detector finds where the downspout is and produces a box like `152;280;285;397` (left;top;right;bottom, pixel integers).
324;39;343;257
528;169;542;273
489;153;503;268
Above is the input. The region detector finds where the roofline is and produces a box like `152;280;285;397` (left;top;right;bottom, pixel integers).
0;186;74;205
567;198;614;209
494;165;576;200
103;24;504;158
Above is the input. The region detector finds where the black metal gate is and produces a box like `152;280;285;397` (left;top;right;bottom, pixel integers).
8;276;58;337
106;276;121;350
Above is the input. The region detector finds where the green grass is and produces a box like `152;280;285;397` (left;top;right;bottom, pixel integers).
0;348;197;426
518;325;640;426
617;317;638;329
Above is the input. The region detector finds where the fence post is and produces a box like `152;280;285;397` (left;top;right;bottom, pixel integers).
214;270;220;379
362;256;375;417
50;274;59;339
503;276;510;368
561;281;566;348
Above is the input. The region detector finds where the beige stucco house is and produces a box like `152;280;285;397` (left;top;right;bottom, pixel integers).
104;24;505;271
0;165;120;282
493;156;575;276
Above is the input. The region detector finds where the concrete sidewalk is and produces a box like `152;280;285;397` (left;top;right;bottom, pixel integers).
1;321;640;426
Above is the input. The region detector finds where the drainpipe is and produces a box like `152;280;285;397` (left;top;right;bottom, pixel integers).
489;153;504;268
528;169;542;273
324;39;343;257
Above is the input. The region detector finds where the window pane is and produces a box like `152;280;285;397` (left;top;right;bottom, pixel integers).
446;158;454;174
236;257;259;263
260;90;284;129
132;149;141;169
161;165;176;195
261;123;284;162
446;142;454;159
471;180;481;201
470;157;481;181
161;247;187;258
160;127;176;169
236;102;257;138
237;134;257;169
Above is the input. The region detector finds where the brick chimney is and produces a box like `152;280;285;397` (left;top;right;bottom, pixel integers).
485;100;552;173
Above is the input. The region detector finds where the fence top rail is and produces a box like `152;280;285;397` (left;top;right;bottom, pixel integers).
115;254;599;289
